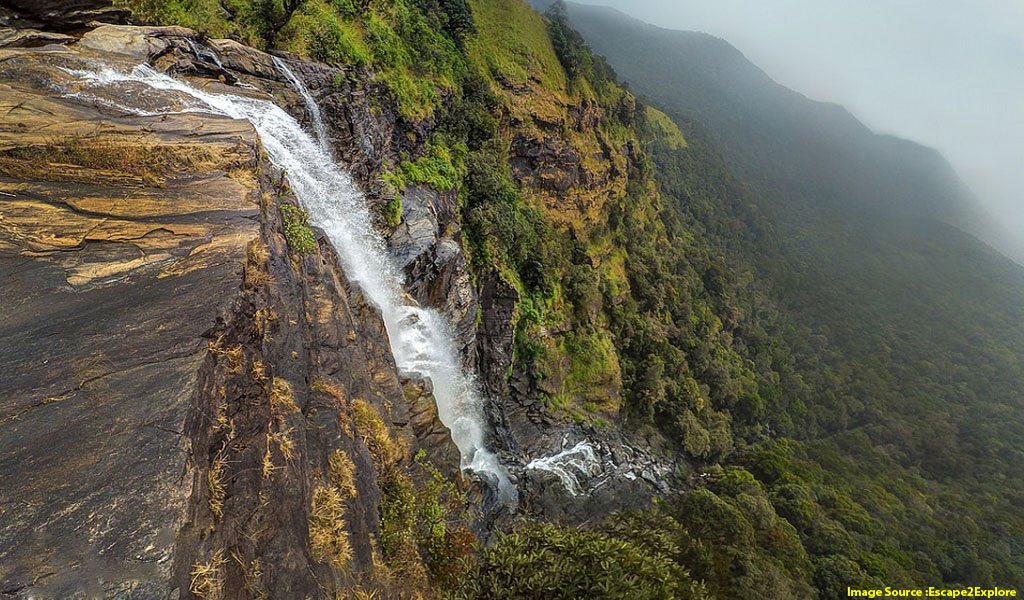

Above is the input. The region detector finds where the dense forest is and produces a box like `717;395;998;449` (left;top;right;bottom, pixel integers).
3;0;1022;597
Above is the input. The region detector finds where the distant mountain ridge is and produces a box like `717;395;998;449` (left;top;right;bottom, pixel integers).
544;1;981;231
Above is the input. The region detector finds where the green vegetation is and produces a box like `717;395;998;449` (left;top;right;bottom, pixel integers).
381;194;403;228
552;0;1024;595
465;0;567;91
642;106;687;150
452;522;706;599
384;140;468;193
279;203;318;255
119;0;470;119
348;400;476;596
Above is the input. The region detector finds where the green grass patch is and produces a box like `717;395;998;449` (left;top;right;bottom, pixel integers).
466;0;567;91
382;194;402;228
280;203;317;255
643;106;688;149
384;141;468;193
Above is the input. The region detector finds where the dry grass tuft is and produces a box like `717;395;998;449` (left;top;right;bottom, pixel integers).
312;378;347;404
351;399;405;469
310;486;353;570
244;238;271;288
251;359;267;383
208;456;226;519
231;551;266;600
270;377;300;416
207;341;244;374
261;432;282;478
254;308;274;340
310;449;358;571
268;426;296;461
328;449;357;498
190;550;226;598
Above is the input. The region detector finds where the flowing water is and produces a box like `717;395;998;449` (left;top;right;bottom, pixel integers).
524;441;601;496
69;63;516;503
272;57;331;154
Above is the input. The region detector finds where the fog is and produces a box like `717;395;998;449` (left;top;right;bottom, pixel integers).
576;0;1024;263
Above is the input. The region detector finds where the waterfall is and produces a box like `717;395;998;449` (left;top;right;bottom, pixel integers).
184;37;225;69
272;57;331;154
525;441;601;496
71;64;516;504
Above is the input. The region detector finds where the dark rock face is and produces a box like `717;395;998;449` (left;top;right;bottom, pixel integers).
0;42;261;597
171;213;413;599
0;26;455;599
389;185;477;366
510;133;585;193
1;0;128;29
474;272;519;400
397;374;462;480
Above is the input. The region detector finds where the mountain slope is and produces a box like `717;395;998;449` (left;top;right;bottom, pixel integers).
544;0;1024;593
3;0;1024;598
549;1;979;229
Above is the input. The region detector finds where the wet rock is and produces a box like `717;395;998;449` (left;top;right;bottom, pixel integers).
475;272;519;398
389;185;445;269
0;27;74;47
208;38;280;80
388;185;477;365
514;432;678;524
2;0;128;30
77;24;192;60
398;374;461;479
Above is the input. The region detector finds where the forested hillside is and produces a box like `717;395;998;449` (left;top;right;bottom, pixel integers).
1;0;1022;597
531;1;1024;596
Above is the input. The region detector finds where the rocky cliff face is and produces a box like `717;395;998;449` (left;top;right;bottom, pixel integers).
0;13;678;598
0;24;468;598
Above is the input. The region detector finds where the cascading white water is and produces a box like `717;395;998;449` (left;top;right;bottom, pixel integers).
272;57;331;154
184;38;225;69
69;64;516;503
525;441;601;496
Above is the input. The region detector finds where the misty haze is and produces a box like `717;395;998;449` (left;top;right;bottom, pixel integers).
576;0;1024;264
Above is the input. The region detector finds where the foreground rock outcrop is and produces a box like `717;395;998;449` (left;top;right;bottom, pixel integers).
0;26;469;599
0;39;261;597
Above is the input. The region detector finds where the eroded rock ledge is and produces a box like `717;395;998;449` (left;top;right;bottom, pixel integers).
0;25;468;599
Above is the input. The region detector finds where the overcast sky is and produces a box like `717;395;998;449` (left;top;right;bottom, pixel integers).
577;0;1024;261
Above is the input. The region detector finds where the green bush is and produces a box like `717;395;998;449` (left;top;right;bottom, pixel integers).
382;195;402;227
384;141;468;193
280;203;318;255
458;522;705;600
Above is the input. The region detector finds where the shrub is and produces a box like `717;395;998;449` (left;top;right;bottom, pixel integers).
462;522;705;600
280;203;318;255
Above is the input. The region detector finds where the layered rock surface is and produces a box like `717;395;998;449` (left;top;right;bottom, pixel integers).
0;26;461;599
0;39;262;597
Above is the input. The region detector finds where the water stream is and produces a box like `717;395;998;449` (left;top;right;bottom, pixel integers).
69;63;516;503
524;441;601;496
271;57;331;154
